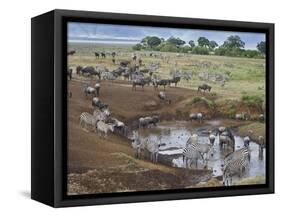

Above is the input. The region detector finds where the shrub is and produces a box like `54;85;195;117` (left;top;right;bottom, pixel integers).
241;95;264;111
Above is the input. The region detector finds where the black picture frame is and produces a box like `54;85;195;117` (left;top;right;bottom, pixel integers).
31;9;274;207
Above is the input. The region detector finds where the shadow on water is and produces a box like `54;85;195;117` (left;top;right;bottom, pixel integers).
137;120;266;183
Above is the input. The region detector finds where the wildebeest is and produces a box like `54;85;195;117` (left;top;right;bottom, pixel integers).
120;60;130;67
112;58;116;64
153;79;170;90
82;85;97;98
96;120;114;138
101;52;106;58
112;52;116;58
76;66;101;80
132;79;145;91
158;91;171;104
169;76;181;87
235;112;250;121
198;84;212;93
67;68;73;80
189;113;203;123
94;52;100;58
92;97;108;110
67;50;76;55
139;116;159;128
94;83;100;97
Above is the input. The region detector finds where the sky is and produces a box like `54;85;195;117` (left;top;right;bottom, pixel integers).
68;22;265;50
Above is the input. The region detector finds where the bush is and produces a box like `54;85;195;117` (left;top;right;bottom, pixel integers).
241;95;264;110
191;46;209;55
159;44;178;52
132;43;143;51
191;96;215;109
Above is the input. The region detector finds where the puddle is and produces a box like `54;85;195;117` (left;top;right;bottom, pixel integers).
136;121;266;183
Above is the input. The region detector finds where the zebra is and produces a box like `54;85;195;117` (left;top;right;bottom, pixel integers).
222;156;250;186
79;112;97;131
222;147;251;169
187;143;214;164
182;146;203;168
96;120;114;138
145;142;165;163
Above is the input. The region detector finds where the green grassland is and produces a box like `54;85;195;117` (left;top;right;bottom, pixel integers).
68;42;265;107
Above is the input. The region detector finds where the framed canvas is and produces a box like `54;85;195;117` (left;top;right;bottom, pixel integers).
31;9;274;207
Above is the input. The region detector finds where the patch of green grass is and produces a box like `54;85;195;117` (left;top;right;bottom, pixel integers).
190;96;216;109
241;94;264;111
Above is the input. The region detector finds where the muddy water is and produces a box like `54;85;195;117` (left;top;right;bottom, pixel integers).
137;120;266;183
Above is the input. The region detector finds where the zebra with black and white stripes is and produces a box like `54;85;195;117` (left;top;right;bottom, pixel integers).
222;156;250;186
182;146;203;169
187;143;214;164
79;112;97;131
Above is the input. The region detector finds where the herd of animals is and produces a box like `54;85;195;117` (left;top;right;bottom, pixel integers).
69;49;265;186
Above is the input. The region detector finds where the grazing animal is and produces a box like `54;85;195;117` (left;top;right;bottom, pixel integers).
112;58;116;64
186;134;199;145
120;60;130;67
243;136;251;148
131;131;143;158
235;112;250;121
132;79;145;91
158;91;171;104
189;113;203;123
79;112;97;131
94;83;100;97
139;116;159;128
76;66;101;79
94;52;100;58
101;52;106;58
187;143;214;164
222;157;249;186
169;76;181;87
92;97;108;110
153;79;170;90
112;52;116;58
216;126;235;147
209;132;216;146
96;120;114;138
182;146;203;168
198;84;212;93
67;50;76;55
258;136;265;159
84;86;97;97
219;134;235;152
110;117;126;135
67;68;73;80
145;143;165;163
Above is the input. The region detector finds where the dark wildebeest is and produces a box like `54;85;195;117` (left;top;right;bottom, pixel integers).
120;60;130;67
111;67;125;77
67;68;73;80
94;52;100;59
92;97;108;111
189;113;203;123
76;66;101;80
198;84;212;93
139;116;160;128
138;58;143;66
112;58;116;64
132;79;145;91
67;50;76;55
153;79;170;91
112;52;116;58
101;52;106;58
169;76;181;87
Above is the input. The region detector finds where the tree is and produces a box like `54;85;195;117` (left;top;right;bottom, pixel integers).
188;40;195;48
167;36;186;47
209;40;218;49
147;36;162;48
132;43;143;51
197;37;210;48
257;41;266;54
222;35;245;49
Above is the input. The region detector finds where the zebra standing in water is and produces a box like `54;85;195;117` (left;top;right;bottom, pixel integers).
182;146;203;169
